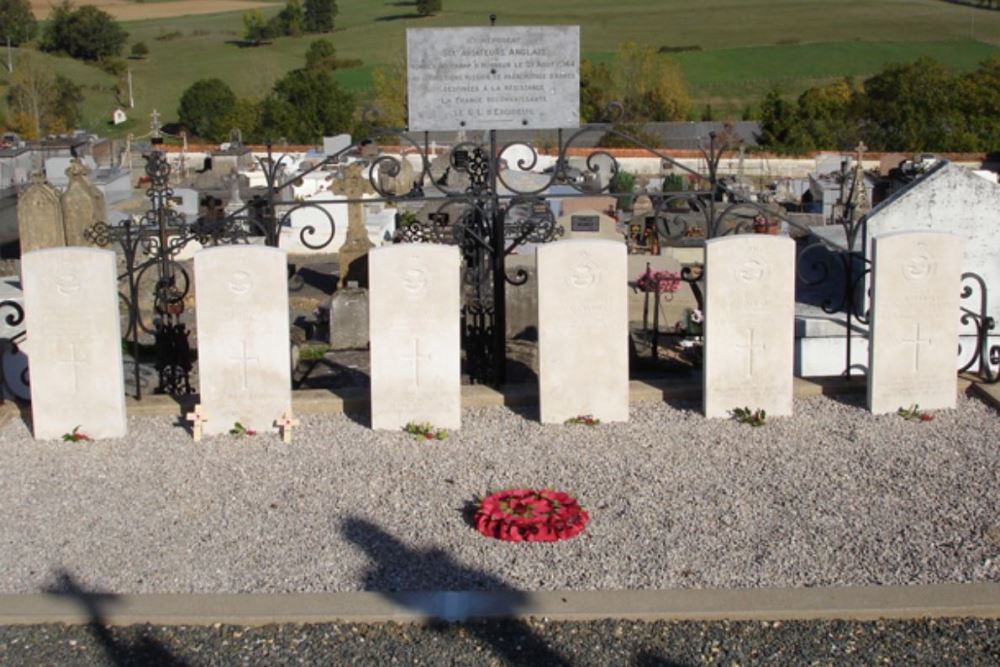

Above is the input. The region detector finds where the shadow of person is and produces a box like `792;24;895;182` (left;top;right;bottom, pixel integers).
341;516;571;666
44;570;188;667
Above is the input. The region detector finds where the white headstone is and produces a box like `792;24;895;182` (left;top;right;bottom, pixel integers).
195;246;291;436
867;231;961;414
537;239;628;423
369;244;460;430
22;248;126;439
703;236;795;418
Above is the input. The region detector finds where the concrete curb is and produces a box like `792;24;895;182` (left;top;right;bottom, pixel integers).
1;583;998;626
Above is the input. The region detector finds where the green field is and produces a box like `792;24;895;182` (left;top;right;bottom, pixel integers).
8;0;1000;137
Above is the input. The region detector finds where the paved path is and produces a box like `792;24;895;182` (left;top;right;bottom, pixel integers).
2;618;998;665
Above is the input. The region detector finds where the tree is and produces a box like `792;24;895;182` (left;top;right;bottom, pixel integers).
269;0;304;37
611;42;689;122
178;78;238;141
42;3;128;61
955;56;1000;152
756;88;804;154
303;0;337;32
258;68;354;143
242;10;270;45
370;58;407;127
579;59;613;123
130;41;149;59
793;79;861;152
862;58;963;152
5;52;82;137
304;38;337;71
0;0;37;46
416;0;441;16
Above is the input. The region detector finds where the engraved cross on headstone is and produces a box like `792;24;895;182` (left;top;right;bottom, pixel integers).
736;328;765;378
230;340;259;390
401;339;431;387
902;323;931;373
331;163;375;288
60;342;87;393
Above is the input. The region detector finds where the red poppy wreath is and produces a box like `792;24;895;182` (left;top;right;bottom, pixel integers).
474;488;589;542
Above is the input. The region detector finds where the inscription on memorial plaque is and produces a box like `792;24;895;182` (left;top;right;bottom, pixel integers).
570;215;600;233
407;26;580;131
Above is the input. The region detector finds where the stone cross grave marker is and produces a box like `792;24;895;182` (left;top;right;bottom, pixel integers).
369;244;460;430
703;235;795;418
867;231;961;414
331;163;375;288
22;247;126;439
17;174;65;254
195;246;292;436
537;239;629;423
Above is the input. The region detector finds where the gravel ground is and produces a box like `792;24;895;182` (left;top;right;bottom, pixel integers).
0;394;997;595
1;618;998;666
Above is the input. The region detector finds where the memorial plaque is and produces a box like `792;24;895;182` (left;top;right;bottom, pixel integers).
867;231;961;414
571;215;599;232
407;26;580;131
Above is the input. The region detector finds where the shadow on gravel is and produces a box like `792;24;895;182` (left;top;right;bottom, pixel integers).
44;571;188;667
632;650;693;667
341;517;572;666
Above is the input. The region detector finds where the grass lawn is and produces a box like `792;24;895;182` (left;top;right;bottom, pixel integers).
6;0;1000;137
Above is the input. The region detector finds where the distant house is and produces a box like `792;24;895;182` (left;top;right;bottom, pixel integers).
112;109;128;126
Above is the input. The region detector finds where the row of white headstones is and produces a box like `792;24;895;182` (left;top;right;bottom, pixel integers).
21;230;961;440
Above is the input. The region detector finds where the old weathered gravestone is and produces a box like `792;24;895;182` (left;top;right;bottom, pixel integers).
376;156;415;196
329;287;369;350
703;235;795;418
867;231;961;414
61;159;105;247
537;239;628;423
332;164;375;287
369;244;460;430
22;247;126;439
17;174;65;253
195;246;292;436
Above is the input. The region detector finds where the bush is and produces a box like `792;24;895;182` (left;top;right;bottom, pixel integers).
96;57;126;77
303;0;337;32
130;42;149;59
416;0;441;16
41;2;128;61
178;78;237;142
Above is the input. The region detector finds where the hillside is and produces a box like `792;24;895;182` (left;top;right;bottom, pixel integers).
7;0;1000;137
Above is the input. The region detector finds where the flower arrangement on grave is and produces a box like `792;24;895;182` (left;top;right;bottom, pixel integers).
897;404;934;422
635;267;681;294
229;422;257;437
474;488;589;543
404;421;448;441
731;407;767;427
62;426;91;442
564;415;600;427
